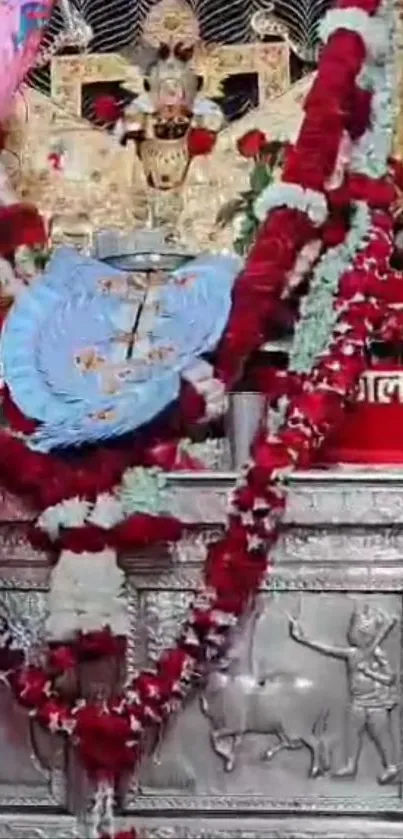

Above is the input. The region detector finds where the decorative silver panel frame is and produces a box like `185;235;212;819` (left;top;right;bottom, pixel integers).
1;469;403;837
126;469;403;836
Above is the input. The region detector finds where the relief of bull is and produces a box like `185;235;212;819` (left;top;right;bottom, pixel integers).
201;599;332;775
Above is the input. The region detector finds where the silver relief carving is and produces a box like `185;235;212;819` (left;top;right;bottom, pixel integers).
0;590;47;661
4;467;403;835
289;600;400;784
201;599;331;776
0;491;33;521
142;824;403;839
0;526;48;562
169;530;222;565
168;485;229;524
142;590;194;662
129;591;402;815
0;816;76;837
273;527;403;564
1;816;403;838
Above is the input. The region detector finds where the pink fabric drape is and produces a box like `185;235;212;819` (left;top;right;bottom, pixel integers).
0;0;54;119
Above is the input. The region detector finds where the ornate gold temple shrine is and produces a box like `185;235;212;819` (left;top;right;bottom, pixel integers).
0;0;299;253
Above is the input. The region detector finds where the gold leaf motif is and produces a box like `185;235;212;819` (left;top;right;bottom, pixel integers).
142;0;200;49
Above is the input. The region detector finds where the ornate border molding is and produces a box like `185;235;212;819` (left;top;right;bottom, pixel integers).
0;815;76;838
126;792;403;816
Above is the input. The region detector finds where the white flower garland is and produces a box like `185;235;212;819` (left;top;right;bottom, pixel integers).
254;183;328;227
37;466;172;538
289;201;372;373
319;8;388;59
46;549;129;640
37;497;91;538
349;0;396;177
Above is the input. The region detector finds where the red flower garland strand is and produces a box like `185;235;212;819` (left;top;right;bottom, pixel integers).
215;0;376;386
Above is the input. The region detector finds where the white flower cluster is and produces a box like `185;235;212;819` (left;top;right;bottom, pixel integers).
319;8;388;59
254;183;328;227
37;466;170;538
349;0;396;178
46;549;129;640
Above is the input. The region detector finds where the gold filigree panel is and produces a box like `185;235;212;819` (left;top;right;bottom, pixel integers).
49;41;289;120
3;88;147;233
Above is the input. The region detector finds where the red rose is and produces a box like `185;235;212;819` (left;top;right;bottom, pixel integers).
179;379;205;423
75;705;135;775
252;440;294;474
35;697;69;730
187;127;216;156
94;94;123;124
10;667;50;708
390;156;403;190
347;86;372;140
348;173;395;209
157;647;193;695
77;628;125;661
0;204;47;256
338;0;379;11
205;539;266;613
317;352;364;385
342;300;381;327
339;269;378;300
216;209;315;386
113;513;183;548
380;311;403;343
237;129;267;159
48;644;77;674
280;426;313;456
322;216;348;247
317;362;362;396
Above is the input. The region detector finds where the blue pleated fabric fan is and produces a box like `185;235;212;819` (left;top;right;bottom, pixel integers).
2;247;241;452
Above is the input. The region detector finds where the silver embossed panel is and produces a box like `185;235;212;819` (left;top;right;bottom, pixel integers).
0;589;65;808
128;589;402;815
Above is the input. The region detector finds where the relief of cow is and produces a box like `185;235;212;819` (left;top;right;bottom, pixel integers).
200;599;332;775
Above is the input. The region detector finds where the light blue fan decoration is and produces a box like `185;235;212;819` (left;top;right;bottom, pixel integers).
1;247;241;452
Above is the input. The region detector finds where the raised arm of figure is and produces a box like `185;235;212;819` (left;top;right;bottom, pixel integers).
289;618;349;659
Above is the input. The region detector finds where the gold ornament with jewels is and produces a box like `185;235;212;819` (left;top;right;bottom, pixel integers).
0;0;307;254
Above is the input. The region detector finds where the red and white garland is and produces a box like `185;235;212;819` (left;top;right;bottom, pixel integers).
0;0;401;835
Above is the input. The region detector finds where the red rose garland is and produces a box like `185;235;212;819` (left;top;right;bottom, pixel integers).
216;2;374;386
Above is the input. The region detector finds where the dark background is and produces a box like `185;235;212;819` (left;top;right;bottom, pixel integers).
30;0;332;121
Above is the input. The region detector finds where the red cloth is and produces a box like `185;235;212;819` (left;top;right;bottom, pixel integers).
320;364;403;464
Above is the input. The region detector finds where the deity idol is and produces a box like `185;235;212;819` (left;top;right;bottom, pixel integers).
117;40;223;192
